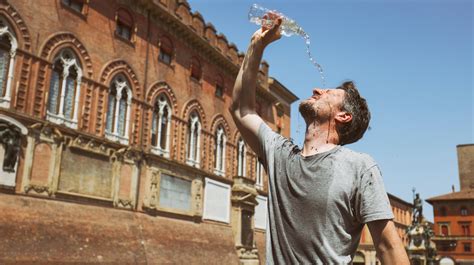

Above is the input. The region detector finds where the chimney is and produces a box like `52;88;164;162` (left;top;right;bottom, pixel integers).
452;185;455;193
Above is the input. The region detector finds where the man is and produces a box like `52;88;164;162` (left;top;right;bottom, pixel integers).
230;15;409;264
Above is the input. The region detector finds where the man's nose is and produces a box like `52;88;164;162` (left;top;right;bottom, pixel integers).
313;88;326;95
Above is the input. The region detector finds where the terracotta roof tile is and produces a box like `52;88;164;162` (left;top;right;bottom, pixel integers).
426;189;474;203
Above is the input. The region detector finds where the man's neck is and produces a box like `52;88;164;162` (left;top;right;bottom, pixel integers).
301;121;339;157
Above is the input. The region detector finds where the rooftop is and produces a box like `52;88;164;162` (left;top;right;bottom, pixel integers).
426;189;474;204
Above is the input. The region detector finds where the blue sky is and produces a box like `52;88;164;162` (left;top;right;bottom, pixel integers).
188;0;473;221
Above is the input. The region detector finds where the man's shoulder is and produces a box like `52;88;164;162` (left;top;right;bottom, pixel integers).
335;146;378;171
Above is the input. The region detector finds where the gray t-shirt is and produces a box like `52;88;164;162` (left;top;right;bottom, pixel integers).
258;123;394;265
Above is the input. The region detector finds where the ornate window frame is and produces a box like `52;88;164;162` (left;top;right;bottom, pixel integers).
151;94;171;157
46;49;83;129
214;126;226;176
105;74;131;145
0;18;18;109
186;112;201;168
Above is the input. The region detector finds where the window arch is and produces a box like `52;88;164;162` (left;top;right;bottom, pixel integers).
237;138;246;177
0;18;18;108
158;36;173;65
115;8;134;41
190;57;202;80
186;111;201;167
46;49;82;129
105;74;131;144
214;125;226;176
151;94;171;157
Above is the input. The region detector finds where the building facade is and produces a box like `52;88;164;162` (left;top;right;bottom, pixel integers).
426;144;474;265
0;0;298;263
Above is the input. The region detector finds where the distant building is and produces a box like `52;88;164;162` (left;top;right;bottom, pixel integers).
426;144;474;265
353;193;413;265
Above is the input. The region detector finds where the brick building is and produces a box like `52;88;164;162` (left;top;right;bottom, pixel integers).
353;193;413;265
426;144;474;265
0;0;298;263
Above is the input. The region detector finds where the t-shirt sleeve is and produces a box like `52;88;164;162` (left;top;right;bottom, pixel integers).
257;122;288;169
354;165;394;224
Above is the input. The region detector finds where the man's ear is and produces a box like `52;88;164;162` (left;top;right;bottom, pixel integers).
335;111;352;124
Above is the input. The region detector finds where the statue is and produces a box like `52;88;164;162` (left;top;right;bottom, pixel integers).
413;193;423;224
406;190;438;265
0;122;22;173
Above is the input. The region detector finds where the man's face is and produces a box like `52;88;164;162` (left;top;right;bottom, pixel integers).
298;88;346;123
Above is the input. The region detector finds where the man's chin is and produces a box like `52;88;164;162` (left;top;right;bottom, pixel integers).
298;100;316;120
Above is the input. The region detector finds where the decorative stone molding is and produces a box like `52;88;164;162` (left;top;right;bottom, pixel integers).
146;81;178;114
67;135;110;157
99;60;141;99
39;32;93;77
0;4;32;51
209;114;231;138
114;198;134;209
181;99;207;129
231;176;258;206
24;184;53;196
112;147;142;164
143;170;160;210
191;178;203;216
29;122;64;143
236;247;259;265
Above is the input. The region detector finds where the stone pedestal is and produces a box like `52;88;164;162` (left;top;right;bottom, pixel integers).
406;219;438;265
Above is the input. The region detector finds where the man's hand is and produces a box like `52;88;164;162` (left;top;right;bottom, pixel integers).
251;13;282;48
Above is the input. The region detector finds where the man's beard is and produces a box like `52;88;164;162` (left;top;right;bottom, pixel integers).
299;100;317;121
298;100;331;124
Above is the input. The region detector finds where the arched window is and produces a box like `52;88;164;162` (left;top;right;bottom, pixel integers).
158;37;173;65
237;138;246;177
0;18;18;108
256;160;263;188
105;74;131;144
214;126;226;176
115;8;134;41
186;111;201;167
215;75;224;98
190;57;202;80
151;94;171;157
46;49;82;129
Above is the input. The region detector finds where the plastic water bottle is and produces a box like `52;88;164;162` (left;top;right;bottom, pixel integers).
248;3;326;87
248;3;304;37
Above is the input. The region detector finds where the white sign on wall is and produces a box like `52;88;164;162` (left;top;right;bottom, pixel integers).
203;178;231;223
255;195;268;230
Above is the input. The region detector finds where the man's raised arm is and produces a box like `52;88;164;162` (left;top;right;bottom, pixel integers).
230;16;282;158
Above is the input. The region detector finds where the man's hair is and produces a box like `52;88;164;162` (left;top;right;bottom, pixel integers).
336;81;371;145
